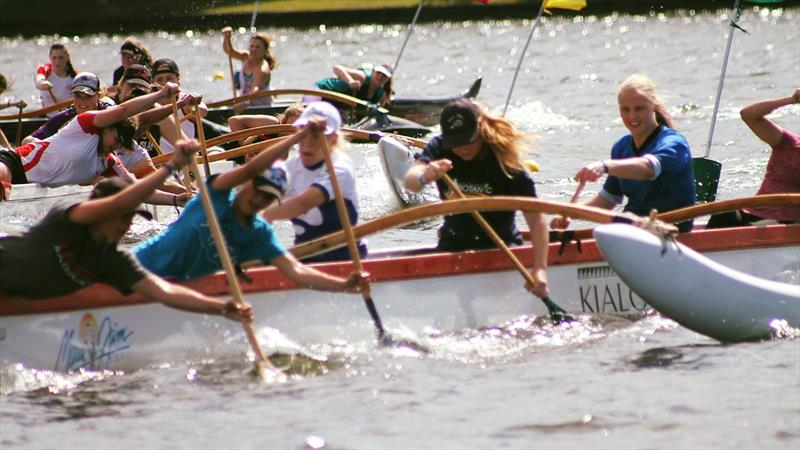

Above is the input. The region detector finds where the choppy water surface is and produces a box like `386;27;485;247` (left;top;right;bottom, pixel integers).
1;7;799;449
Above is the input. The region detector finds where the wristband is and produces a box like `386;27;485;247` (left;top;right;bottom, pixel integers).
601;161;609;174
418;172;427;187
172;195;178;207
163;162;179;175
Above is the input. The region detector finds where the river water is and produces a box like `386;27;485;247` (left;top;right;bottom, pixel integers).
1;6;799;449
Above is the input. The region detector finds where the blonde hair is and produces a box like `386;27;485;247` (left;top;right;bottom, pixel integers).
474;101;536;177
618;74;673;129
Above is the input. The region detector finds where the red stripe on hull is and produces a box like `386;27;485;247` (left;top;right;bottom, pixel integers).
1;224;797;316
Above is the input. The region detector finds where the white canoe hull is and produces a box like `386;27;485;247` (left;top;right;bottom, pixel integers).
377;136;438;207
1;225;798;371
594;224;800;342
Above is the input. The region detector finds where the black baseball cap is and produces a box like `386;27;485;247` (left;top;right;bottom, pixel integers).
89;177;153;220
439;99;480;149
152;58;179;76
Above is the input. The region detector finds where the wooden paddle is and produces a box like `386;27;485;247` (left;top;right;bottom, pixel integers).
206;88;389;115
172;95;281;380
0;99;73;121
0;127;11;150
439;173;573;324
169;97;195;195
226;44;238;101
318;131;426;351
193;105;212;177
14;105;23;147
46;87;58;104
145;131;164;156
318;132;385;340
552;180;586;229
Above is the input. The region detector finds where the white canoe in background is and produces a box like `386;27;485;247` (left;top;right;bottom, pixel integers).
377;136;438;207
594;224;800;342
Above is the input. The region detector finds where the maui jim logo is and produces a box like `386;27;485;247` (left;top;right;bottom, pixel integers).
55;313;134;372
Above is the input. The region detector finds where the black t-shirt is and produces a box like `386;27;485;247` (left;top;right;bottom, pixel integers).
0;203;148;299
418;135;538;251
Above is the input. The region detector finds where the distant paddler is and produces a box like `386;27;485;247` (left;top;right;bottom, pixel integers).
311;63;394;109
221;26;278;114
707;88;800;228
0;82;188;208
150;58;210;155
0;139;252;325
133;118;369;295
33;43;77;116
22;72;115;145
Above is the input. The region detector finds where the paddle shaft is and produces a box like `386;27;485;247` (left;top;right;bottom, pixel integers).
440;174;540;290
47;87;58;104
14;105;23;146
0;127;11;150
0;98;72;121
170;97;194;195
193;105;212;177
188;98;278;376
145;131;164;156
319;133;386;340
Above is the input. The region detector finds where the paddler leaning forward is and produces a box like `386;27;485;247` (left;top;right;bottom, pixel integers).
0;139;252;323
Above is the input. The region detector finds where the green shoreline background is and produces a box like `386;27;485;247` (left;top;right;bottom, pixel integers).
1;0;797;37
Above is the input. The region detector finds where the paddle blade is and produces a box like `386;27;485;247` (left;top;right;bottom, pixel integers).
692;157;721;203
380;334;430;354
542;297;576;324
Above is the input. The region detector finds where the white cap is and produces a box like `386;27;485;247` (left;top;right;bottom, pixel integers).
294;101;342;136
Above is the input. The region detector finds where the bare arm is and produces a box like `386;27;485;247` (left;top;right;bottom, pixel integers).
404;159;453;192
522;210;549;299
132;275;251;322
68;140;194;224
271;253;363;293
740;89;800;147
333;65;365;93
211;126;312;191
262;186;325;221
221;27;248;61
575;157;654;184
93;83;179;129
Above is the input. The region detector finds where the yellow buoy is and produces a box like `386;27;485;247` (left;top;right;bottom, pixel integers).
523;159;540;172
212;71;225;80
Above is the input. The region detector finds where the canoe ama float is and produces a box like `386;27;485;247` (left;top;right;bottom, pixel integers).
594;223;800;342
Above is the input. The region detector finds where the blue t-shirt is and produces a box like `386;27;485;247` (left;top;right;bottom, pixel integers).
418;135;538;251
134;175;286;280
601;125;696;231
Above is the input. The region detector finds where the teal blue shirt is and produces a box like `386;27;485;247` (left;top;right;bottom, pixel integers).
134;175;286;281
314;67;385;104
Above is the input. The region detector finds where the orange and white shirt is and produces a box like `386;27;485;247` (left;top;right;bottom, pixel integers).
15;112;130;187
36;63;73;113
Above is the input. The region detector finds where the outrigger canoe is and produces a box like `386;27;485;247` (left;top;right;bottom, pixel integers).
0;79;482;144
594;224;800;343
1;196;797;372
